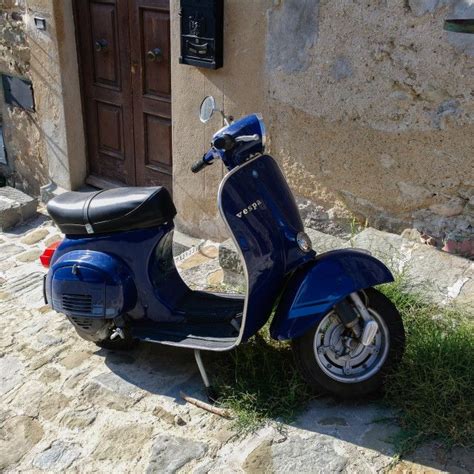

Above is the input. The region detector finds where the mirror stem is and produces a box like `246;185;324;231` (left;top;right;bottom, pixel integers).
218;110;230;127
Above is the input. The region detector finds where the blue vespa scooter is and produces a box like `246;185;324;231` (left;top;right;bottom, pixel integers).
43;97;405;399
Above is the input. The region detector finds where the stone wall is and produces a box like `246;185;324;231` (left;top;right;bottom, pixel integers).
171;0;473;255
0;0;86;198
0;0;48;195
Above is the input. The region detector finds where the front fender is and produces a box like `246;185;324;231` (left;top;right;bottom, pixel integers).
270;249;393;341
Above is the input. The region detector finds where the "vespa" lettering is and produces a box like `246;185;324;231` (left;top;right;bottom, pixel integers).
236;200;264;218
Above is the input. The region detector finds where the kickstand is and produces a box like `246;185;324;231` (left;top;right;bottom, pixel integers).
194;349;218;403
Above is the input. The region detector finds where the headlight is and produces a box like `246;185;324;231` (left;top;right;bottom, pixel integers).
256;114;267;150
297;232;312;253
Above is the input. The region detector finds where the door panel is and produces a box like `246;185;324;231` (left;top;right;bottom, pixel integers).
130;0;172;190
75;0;172;190
141;9;171;97
145;114;172;169
97;101;124;158
90;2;121;88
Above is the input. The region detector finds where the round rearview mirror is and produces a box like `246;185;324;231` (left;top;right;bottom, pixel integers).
199;96;216;123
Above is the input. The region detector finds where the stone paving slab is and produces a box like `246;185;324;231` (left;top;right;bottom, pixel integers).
1;212;472;473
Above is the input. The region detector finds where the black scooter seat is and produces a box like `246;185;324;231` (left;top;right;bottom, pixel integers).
47;187;176;235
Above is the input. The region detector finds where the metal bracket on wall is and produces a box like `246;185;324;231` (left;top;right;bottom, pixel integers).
444;19;474;34
1;75;35;112
0;126;7;165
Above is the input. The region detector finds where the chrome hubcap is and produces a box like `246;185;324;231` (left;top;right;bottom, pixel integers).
313;308;389;383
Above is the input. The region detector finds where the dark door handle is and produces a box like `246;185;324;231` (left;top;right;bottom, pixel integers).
95;39;108;52
146;48;163;62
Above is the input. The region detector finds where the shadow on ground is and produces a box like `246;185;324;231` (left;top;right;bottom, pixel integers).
98;340;471;472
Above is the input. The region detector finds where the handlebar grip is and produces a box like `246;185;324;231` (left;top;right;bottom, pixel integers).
191;157;209;174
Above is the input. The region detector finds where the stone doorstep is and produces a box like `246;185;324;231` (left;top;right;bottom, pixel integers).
218;227;474;307
0;186;38;231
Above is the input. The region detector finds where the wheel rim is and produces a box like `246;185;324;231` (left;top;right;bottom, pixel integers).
313;307;390;384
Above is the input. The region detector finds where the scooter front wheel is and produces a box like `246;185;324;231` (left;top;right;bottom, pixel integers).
292;288;405;398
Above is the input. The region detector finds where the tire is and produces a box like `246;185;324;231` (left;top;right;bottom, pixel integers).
292;288;405;398
69;316;138;351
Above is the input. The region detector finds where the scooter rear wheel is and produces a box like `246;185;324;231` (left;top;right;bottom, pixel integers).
292;288;405;398
70;317;138;351
95;327;138;351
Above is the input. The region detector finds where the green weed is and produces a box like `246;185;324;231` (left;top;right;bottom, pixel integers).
212;275;474;450
211;327;313;433
381;276;474;451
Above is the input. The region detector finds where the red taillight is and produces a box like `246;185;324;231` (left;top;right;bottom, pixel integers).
40;241;61;268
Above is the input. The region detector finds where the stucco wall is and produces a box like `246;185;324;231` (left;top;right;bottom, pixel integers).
171;0;474;251
171;0;272;239
0;0;86;197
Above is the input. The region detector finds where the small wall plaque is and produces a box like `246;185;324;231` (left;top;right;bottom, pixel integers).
1;75;35;112
34;17;47;31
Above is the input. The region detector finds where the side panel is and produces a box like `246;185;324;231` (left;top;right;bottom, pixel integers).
48;225;189;323
219;155;314;341
270;249;394;341
48;250;137;318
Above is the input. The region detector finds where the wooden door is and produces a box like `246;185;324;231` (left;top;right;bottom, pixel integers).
129;0;172;190
75;0;172;190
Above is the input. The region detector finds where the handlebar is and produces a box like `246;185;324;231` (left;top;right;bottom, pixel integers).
191;132;261;173
191;136;234;174
191;156;211;173
191;149;217;174
213;134;235;151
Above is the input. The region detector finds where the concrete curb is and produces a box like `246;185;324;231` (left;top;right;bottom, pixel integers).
0;187;38;231
219;227;474;308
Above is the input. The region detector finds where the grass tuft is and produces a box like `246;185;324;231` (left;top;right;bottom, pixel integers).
380;276;474;451
213;275;474;450
212;327;313;433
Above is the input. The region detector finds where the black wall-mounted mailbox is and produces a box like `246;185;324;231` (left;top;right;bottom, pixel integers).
2;75;35;112
179;0;224;70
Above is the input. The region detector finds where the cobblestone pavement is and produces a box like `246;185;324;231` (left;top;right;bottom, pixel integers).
1;212;472;473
